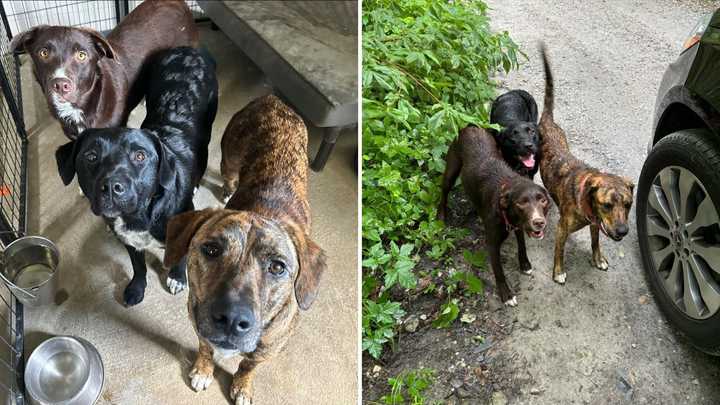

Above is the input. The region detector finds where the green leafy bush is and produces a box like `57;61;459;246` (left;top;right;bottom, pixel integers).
362;0;520;358
380;368;437;405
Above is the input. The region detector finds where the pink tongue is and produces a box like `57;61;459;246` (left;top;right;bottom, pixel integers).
521;154;535;168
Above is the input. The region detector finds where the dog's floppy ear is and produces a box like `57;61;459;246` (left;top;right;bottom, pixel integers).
55;139;81;186
621;176;635;193
164;209;220;268
286;221;326;311
78;28;115;59
148;131;177;190
10;25;48;54
499;185;511;211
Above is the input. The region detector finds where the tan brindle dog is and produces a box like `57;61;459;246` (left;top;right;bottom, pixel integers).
164;94;326;404
538;43;634;285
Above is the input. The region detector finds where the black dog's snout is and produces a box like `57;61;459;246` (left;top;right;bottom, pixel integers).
50;78;74;96
101;178;128;196
211;299;256;335
615;224;629;237
524;141;536;150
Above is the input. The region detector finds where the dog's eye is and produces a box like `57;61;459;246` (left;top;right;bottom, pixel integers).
38;48;49;59
75;50;88;61
268;260;287;276
134;151;146;162
201;242;222;258
84;151;97;163
603;202;614;210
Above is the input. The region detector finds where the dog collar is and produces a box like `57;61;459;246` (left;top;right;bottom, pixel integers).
577;173;598;225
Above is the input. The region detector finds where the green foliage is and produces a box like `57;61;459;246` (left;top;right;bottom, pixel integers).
363;300;406;359
445;270;484;296
380;368;437;405
432;298;460;328
462;249;487;269
362;0;520;358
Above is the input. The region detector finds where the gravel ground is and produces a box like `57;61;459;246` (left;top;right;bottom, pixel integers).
481;0;720;404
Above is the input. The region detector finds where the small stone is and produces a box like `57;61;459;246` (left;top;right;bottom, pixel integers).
419;314;428;321
404;315;419;333
460;313;477;323
619;249;625;258
530;387;541;395
490;391;508;405
631;343;637;349
372;365;382;374
473;335;485;343
638;295;649;305
692;379;699;385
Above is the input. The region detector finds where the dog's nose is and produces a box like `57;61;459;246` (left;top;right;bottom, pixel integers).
50;78;73;96
615;224;629;237
211;305;255;335
101;179;127;196
532;218;546;229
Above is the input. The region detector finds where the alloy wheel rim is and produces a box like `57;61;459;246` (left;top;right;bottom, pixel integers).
646;166;720;320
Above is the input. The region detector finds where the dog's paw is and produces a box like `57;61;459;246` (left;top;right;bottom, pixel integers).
553;272;567;285
231;384;253;405
503;296;518;307
123;283;145;306
189;367;213;392
166;276;187;295
592;255;609;271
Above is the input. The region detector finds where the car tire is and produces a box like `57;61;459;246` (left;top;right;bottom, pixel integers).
637;128;720;355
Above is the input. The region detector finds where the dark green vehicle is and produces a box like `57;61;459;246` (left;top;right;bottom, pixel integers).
637;9;720;355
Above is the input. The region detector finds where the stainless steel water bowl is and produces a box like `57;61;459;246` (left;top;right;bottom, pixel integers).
25;336;104;405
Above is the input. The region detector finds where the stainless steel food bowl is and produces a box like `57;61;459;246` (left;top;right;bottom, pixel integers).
24;336;104;405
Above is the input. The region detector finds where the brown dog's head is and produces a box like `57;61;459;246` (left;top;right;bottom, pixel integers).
500;179;551;239
10;26;115;108
584;174;634;241
164;209;326;354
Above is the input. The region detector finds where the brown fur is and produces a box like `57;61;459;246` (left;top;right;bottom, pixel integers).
10;0;198;139
438;126;550;306
538;43;634;284
163;94;326;403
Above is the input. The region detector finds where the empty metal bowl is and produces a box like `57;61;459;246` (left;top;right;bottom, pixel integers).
24;336;104;405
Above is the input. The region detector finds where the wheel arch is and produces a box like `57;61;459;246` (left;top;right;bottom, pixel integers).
653;86;720;146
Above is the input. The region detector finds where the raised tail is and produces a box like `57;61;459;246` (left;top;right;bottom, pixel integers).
539;42;554;121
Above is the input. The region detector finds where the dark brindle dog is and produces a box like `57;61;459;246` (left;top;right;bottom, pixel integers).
490;90;541;178
55;47;218;305
438;126;550;306
10;0;197;139
163;94;326;404
538;43;634;284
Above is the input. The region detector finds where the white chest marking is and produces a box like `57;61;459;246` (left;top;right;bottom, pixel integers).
112;217;164;251
51;94;85;131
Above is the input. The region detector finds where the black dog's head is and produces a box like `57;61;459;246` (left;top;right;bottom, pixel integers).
501;180;551;239
55;128;176;218
10;26;115;107
496;122;540;170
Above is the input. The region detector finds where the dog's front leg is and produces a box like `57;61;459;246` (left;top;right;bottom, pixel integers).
489;234;516;306
123;244;147;306
515;229;532;274
590;224;608;270
189;339;215;391
552;218;570;284
166;255;188;294
231;358;260;405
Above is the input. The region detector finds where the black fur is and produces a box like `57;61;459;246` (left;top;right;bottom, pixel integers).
490;89;540;178
55;47;218;306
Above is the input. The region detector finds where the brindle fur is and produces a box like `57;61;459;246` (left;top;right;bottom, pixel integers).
438;126;550;306
538;43;634;284
163;95;325;404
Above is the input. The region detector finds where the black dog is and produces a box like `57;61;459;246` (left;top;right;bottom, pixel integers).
438;126;550;306
55;47;218;306
490;89;540;178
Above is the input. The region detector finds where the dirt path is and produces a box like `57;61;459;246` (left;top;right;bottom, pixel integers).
483;0;720;403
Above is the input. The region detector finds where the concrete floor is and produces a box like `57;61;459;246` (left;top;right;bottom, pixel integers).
13;26;357;404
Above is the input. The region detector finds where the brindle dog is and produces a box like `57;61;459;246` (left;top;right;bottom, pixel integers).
163;94;325;405
538;43;634;284
438;126;550;306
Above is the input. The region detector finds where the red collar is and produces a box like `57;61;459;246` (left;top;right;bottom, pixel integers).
577;173;597;225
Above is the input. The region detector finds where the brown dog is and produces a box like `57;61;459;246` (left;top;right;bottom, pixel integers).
10;0;198;139
164;94;326;404
538;44;634;284
438;126;550;306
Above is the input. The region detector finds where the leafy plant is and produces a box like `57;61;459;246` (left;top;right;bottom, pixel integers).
380;368;436;405
432;298;460;328
363;300;406;359
362;0;521;358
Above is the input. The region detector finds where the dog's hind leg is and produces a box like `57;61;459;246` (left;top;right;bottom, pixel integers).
590;224;609;270
166;255;188;294
437;140;462;221
189;339;215;391
123;245;148;306
231;358;260;405
515;229;533;274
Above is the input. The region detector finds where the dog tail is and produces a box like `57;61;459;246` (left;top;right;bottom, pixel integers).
539;42;554;121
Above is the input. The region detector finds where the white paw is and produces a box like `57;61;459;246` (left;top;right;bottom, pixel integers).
223;195;231;205
522;268;533;275
554;272;567;284
593;257;609;270
235;393;253;405
166;277;187;295
189;368;213;391
504;296;518;307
